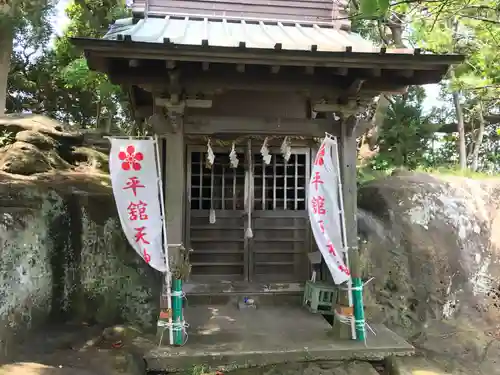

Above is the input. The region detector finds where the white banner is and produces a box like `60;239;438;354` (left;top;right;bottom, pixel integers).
308;137;350;284
109;139;167;272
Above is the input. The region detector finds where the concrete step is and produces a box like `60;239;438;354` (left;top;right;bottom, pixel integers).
185;292;303;307
183;281;305;307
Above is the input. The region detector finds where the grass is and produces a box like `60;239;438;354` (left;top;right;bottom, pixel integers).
416;166;499;179
0;130;14;146
357;165;499;186
357;167;393;185
185;364;215;375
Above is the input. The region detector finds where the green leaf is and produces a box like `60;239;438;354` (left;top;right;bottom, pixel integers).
360;0;379;16
378;0;390;14
359;0;390;16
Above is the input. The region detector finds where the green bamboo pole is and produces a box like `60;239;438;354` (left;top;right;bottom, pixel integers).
352;277;365;341
172;278;183;345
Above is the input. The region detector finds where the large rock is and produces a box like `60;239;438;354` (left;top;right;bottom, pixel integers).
0;141;72;175
0;114;82;145
358;172;500;374
15;130;58;150
72;146;109;172
0;172;161;359
0;115;109;175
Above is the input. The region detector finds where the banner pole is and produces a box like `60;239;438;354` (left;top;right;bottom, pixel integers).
154;135;174;346
331;137;356;340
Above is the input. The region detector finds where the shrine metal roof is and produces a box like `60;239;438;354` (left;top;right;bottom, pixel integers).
103;15;413;54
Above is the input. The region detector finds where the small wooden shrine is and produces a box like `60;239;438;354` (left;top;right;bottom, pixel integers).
73;4;462;356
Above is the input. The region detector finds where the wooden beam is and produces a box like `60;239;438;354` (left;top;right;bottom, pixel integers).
83;43;459;70
110;67;424;98
85;52;108;73
184;115;339;137
109;59;446;88
336;68;348;76
129;59;139;68
112;69;340;97
346;79;365;96
398;70;414;78
312;102;358;112
185;99;213;108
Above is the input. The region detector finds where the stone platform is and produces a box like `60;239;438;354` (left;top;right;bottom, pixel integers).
145;304;414;372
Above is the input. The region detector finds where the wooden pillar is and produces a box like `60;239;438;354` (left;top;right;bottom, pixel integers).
156;112;186;344
340;117;359;277
164;115;185;261
339;115;365;341
329;115;357;339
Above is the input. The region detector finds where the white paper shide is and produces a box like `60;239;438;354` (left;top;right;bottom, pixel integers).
308;137;350;284
109;139;166;272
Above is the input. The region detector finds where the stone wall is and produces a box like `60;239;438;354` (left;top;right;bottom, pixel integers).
0;177;161;347
0;115;160;354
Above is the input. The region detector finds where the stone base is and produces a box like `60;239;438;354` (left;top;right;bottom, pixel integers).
144;304;414;372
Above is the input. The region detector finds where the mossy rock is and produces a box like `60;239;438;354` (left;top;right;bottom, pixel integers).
72;146;109;172
46;149;73;170
15;130;58;150
0;142;72;175
101;325;143;343
0;142;52;175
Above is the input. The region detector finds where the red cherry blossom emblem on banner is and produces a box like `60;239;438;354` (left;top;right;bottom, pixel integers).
118;145;144;171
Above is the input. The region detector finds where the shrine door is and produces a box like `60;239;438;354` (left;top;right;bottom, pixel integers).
187;145;311;284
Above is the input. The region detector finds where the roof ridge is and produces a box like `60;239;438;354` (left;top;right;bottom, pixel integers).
134;12;338;28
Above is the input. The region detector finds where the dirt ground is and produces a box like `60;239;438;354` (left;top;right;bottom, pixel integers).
0;324;147;375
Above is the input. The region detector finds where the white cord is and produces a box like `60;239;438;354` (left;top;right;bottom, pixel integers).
158;293;190;346
333;310;376;337
171;290;187;299
334;277;377;342
158;320;190;347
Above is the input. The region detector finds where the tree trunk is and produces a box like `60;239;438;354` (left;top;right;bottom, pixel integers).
0;24;13;115
451;90;467;170
450;19;467;170
104;108;114;133
95;99;102;129
450;69;467;170
367;94;391;150
470;103;485;172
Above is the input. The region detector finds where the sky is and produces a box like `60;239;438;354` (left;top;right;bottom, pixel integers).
422;84;447;113
52;0;70;37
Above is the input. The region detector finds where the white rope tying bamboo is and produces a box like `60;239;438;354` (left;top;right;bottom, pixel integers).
335;277;376;343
